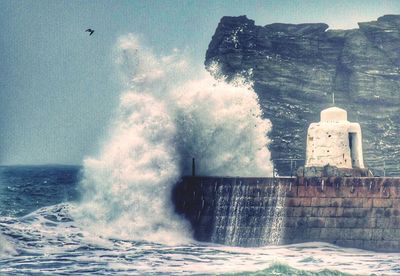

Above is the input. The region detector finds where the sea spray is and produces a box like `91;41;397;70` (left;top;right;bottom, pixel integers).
76;93;189;244
74;35;190;244
74;34;273;244
173;75;273;176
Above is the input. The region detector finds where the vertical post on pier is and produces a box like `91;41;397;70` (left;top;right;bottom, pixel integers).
192;157;196;177
290;159;293;178
272;162;275;178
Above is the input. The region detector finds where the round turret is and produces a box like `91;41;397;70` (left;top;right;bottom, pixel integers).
305;106;364;169
320;107;347;122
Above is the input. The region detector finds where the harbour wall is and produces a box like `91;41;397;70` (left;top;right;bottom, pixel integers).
172;176;400;252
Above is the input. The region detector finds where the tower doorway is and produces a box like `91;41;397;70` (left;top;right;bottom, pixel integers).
348;132;358;167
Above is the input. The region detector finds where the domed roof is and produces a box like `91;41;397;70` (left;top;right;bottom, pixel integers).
320;106;347;122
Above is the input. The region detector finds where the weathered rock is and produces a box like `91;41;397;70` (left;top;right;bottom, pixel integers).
205;15;400;176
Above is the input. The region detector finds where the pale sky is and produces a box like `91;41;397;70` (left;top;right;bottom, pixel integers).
1;0;399;165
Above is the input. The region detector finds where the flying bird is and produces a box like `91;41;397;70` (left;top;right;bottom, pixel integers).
85;29;95;36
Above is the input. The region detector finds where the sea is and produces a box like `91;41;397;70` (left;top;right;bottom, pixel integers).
0;165;399;275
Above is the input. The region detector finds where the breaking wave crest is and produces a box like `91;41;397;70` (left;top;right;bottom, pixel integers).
74;34;273;244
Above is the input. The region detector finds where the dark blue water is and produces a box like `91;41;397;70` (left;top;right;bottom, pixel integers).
0;165;80;217
0;166;399;275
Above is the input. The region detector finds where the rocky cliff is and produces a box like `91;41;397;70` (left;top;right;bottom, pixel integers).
205;15;400;176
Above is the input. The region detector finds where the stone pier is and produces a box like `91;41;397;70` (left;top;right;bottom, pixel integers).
172;176;400;252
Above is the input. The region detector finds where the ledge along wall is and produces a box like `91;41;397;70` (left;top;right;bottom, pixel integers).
172;176;400;252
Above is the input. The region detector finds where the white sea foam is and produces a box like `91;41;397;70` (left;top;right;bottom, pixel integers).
1;205;399;275
74;34;273;244
0;233;16;257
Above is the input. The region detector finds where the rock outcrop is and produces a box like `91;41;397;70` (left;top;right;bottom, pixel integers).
205;15;400;176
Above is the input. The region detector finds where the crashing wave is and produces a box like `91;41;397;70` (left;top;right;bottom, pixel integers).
73;34;273;244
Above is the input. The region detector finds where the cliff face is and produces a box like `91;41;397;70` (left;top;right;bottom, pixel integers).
205;15;400;176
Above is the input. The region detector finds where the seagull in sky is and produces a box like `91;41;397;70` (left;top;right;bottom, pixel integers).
85;28;95;36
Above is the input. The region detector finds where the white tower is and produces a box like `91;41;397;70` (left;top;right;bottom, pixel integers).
305;106;364;169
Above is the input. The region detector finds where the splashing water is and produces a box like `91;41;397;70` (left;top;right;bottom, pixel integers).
209;179;285;246
73;34;273;244
173;76;273;176
0;233;16;258
263;182;286;245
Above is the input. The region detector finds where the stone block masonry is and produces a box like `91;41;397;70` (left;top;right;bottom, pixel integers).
172;176;400;252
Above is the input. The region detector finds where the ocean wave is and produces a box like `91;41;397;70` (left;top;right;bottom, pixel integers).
74;34;273;245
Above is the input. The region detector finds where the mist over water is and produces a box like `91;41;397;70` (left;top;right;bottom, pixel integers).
74;34;273;244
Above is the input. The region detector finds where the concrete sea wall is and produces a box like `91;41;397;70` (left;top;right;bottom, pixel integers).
172;176;400;252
